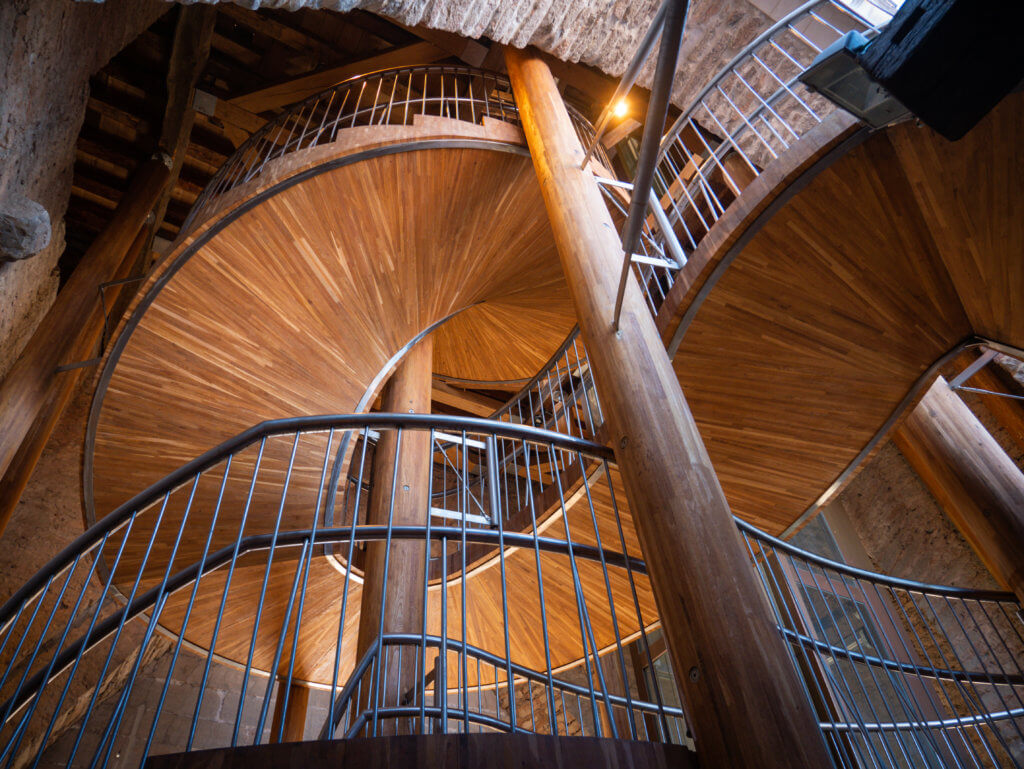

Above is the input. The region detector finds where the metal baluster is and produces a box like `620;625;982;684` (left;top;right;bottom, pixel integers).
521;441;559;734
140;461;235;761
230;434;300;745
601;458;669;741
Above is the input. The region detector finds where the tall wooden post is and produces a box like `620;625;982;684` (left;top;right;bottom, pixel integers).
355;336;433;732
894;376;1024;603
505;46;831;768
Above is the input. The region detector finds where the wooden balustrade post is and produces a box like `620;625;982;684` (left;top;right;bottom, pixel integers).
354;336;433;733
894;376;1024;603
505;45;832;768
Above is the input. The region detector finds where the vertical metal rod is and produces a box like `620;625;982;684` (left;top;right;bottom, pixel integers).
140;462;231;761
254;540;310;743
521;441;558;734
327;428;370;737
614;0;690;328
188;439;267;750
63;491;173;768
419;428;435;734
370;428;404;737
550;450;612;737
276;429;336;743
601;458;669;740
231;432;301;746
460;431;470;735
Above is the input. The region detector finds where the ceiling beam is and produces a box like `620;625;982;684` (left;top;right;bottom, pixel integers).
144;5;217;269
431;381;504;416
392;21;489;67
229;41;449;114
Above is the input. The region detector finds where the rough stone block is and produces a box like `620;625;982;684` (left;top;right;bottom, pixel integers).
0;194;50;261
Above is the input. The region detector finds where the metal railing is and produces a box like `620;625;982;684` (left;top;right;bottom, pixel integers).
0;412;1020;767
181;65;607;233
0;415;687;769
489;327;603;444
741;520;1024;768
600;0;901;323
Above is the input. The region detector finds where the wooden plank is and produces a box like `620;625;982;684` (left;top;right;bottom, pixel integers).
431;381;503;416
230;42;448;114
504;45;833;769
269;679;310;743
145;5;216;272
145;732;696;769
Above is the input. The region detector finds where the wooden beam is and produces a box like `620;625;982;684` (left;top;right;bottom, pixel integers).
949;351;1024;454
431;380;503;416
0;159;170;537
600;118;640;149
229;41;448;114
392;21;489;67
504;45;832;769
144;4;216;266
355;337;433;734
0;228;149;537
894;376;1024;603
269;679;310;743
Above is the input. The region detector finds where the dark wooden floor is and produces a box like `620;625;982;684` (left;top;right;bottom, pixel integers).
144;733;697;769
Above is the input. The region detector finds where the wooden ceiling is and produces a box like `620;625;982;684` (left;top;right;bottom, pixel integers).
63;3;633;284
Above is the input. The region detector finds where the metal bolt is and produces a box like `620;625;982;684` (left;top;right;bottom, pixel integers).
402;484;410;492
688;666;700;682
619;436;628;449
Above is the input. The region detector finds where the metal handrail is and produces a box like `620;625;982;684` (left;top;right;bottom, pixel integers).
0;413;609;633
1;411;1021;767
182;64;607;234
603;0;901;321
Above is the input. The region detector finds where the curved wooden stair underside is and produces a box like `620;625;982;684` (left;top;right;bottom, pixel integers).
88;117;650;687
657;92;1024;536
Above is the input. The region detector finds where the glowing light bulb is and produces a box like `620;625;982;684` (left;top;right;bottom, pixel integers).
612;99;628;119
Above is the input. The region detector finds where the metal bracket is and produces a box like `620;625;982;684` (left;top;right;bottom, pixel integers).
56;358;102;373
98;275;147;349
947;347;998;389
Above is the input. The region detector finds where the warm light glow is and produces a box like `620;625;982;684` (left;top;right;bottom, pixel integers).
612;99;629;118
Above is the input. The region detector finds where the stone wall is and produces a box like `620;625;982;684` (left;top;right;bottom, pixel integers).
0;0;166;380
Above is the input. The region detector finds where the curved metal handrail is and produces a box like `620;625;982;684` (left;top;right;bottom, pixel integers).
617;0;900;316
0;413;610;632
2;411;1021;767
182;64;606;234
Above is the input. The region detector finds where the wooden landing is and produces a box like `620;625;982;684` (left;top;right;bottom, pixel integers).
657;92;1024;535
144;734;697;769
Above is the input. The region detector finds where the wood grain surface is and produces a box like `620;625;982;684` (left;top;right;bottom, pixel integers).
658;93;1024;535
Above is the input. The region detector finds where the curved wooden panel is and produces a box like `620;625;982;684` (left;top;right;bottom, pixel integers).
89;121;625;686
659;93;1024;534
92;125;571;522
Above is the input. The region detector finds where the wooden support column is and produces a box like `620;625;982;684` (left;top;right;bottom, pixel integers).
140;4;216;268
270;679;310;743
894;376;1024;602
355;336;433;732
0;159;170;536
505;46;831;769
